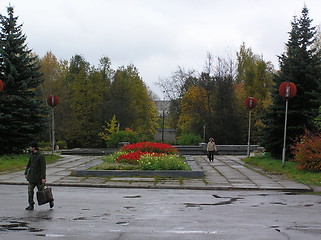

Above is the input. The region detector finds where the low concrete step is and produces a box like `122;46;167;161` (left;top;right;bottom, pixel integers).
60;145;263;156
176;145;263;155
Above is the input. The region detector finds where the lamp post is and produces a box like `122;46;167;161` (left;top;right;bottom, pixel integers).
47;95;59;155
278;82;297;167
161;91;166;142
161;108;165;142
203;125;206;142
245;97;257;157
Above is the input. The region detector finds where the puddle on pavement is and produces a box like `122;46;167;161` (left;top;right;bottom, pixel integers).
185;197;243;208
270;225;321;235
284;192;299;195
116;221;129;226
270;202;287;205
73;216;88;220
124;206;135;211
165;230;218;234
35;233;66;237
270;225;282;233
123;195;141;198
212;194;222;198
0;220;43;232
258;193;269;196
287;225;321;234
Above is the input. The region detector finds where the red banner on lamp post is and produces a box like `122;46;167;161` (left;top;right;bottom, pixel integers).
245;97;257;109
0;80;4;92
279;82;297;99
47;95;59;107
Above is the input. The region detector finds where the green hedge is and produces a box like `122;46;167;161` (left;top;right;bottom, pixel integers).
107;131;141;148
177;133;203;145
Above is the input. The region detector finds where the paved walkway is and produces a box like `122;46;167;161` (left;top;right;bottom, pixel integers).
0;154;312;191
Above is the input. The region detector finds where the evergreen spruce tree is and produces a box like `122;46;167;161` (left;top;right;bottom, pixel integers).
0;6;47;154
262;7;321;158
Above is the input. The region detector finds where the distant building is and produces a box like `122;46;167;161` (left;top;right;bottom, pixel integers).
154;100;170;115
155;129;177;143
154;100;176;142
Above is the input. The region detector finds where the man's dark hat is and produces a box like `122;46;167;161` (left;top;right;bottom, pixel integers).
30;141;39;149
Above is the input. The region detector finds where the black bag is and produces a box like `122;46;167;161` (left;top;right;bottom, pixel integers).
37;186;54;205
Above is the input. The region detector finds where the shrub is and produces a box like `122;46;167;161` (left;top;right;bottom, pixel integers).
38;141;67;150
120;142;178;154
291;130;321;172
38;141;50;150
177;133;203;145
105;151;127;162
314;106;321;129
107;131;141;148
56;141;67;149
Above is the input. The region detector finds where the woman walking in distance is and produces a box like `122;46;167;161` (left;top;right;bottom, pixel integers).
207;138;217;162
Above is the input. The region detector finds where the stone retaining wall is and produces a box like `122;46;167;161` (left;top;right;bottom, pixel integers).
70;155;204;178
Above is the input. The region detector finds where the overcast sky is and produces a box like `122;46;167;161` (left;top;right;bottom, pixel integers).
1;0;321;97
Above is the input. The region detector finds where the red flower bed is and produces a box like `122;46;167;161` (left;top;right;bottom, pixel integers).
120;142;177;155
117;151;167;165
117;142;178;165
117;150;146;164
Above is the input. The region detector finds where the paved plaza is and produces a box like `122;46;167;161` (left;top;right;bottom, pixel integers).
1;185;321;240
1;154;320;240
0;154;312;191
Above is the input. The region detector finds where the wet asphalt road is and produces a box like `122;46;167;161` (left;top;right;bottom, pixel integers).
1;185;321;240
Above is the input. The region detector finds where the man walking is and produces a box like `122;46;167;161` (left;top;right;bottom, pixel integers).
24;142;54;210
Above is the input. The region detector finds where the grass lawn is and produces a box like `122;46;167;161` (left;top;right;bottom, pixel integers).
243;156;321;186
0;154;62;173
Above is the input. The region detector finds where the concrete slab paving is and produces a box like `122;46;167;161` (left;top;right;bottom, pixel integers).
2;185;321;240
0;154;313;191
